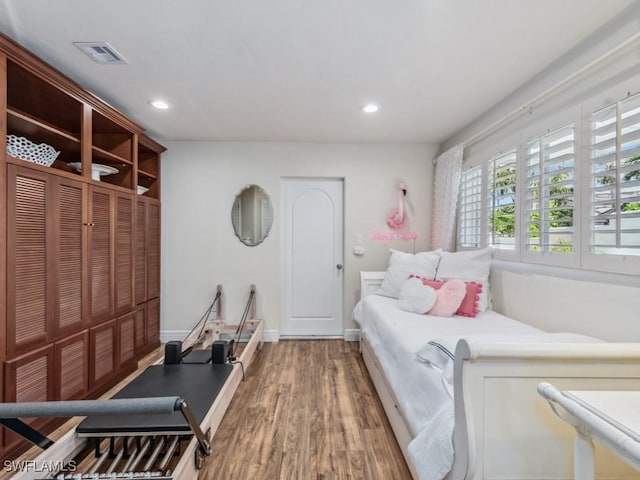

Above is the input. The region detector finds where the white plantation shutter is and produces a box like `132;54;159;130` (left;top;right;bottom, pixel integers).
488;150;517;250
590;93;640;257
525;124;575;254
457;165;482;249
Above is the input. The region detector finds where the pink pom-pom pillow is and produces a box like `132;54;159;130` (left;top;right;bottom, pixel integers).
410;275;483;317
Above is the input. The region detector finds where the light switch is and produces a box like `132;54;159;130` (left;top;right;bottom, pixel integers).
353;233;365;255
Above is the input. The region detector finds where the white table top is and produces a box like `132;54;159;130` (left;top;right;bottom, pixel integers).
565;390;640;443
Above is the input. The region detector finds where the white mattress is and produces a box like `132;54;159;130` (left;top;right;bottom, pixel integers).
353;294;598;480
353;294;543;434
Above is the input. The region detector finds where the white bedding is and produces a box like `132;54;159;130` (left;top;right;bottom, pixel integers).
353;294;599;480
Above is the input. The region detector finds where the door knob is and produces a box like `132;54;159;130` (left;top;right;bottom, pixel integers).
336;264;343;270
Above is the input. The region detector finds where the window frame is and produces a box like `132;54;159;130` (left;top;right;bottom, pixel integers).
581;82;640;275
457;164;483;250
519;115;582;268
458;134;520;260
487;147;520;259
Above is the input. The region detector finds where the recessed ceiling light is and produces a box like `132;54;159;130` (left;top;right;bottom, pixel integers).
149;99;170;110
362;104;379;113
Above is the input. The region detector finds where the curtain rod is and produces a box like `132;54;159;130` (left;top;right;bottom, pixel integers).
462;31;640;148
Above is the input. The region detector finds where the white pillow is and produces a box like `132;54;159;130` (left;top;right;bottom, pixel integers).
436;247;492;311
388;248;442;271
398;278;437;314
376;249;441;298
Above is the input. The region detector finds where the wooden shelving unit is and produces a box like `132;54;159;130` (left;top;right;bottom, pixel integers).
0;32;166;460
137;134;162;199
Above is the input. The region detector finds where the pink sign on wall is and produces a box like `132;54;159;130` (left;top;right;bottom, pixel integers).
370;228;419;245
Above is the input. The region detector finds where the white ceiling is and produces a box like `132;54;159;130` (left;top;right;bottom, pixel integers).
0;0;637;144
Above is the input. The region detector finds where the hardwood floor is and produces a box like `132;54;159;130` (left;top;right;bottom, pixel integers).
202;340;412;480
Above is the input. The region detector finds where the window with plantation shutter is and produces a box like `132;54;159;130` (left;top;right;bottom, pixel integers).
454;85;640;273
457;166;482;249
590;93;640;257
488;150;517;250
525;124;575;254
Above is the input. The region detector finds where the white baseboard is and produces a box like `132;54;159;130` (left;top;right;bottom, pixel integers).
161;329;356;343
263;330;280;342
275;330;360;341
160;330;190;343
343;329;360;342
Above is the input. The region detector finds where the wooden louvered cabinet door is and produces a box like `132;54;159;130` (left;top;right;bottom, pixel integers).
88;186;114;323
89;319;117;389
134;299;160;358
135;197;160;304
147;199;161;300
134;306;147;356
146;298;161;350
6;166;50;357
3;345;55;451
6;166;85;356
54;331;88;400
114;192;135;315
55;176;86;337
135;198;147;305
119;313;136;370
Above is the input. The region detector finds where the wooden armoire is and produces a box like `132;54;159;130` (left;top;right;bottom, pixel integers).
0;33;164;458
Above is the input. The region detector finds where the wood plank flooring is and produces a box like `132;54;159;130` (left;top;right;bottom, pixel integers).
201;340;412;480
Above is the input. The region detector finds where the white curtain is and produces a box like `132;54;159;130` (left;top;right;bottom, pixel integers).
430;143;464;251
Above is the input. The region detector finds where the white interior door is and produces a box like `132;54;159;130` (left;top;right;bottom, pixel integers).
282;178;344;336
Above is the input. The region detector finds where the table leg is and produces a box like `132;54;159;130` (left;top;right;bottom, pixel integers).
575;430;595;480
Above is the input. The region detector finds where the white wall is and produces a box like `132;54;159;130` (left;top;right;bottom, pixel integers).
490;262;640;341
161;142;437;340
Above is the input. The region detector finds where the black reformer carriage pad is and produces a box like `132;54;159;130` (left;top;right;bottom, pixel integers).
77;363;233;435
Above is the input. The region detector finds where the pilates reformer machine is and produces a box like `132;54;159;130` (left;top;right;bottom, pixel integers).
0;285;263;480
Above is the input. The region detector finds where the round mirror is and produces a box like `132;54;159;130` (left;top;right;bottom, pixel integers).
231;184;274;246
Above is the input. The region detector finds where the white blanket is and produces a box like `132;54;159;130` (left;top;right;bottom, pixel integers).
353;294;600;480
408;404;455;480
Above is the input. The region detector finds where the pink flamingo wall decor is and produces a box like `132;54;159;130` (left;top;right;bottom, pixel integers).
386;181;407;229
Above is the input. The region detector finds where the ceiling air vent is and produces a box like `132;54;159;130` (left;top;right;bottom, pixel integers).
74;42;128;64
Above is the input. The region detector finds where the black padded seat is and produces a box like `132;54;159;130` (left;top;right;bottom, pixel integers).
77;363;233;435
182;349;213;364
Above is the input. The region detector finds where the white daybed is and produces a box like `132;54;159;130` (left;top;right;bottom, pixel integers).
354;271;640;480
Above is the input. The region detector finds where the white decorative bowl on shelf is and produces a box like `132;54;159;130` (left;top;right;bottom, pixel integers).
6;134;60;167
137;185;149;195
69;162;119;181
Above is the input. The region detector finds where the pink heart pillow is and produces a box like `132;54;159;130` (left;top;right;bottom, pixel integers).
409;275;483;317
428;279;466;317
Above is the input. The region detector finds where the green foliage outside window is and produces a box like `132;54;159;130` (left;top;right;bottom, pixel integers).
601;153;640;211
